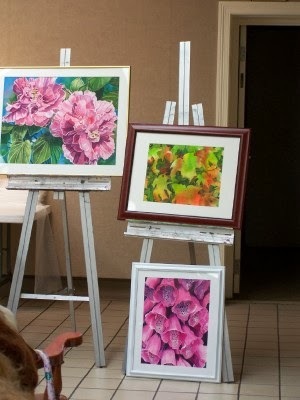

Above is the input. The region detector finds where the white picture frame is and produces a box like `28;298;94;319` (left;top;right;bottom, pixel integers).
0;66;130;176
126;262;225;382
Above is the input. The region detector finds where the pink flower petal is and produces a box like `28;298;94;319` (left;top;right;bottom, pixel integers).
144;297;156;314
191;344;207;368
161;348;176;365
142;324;154;348
176;356;192;367
144;303;169;334
179;325;202;360
153;278;178;307
178;279;197;291
141;333;162;364
188;304;209;339
50;90;117;165
194;280;210;301
171;287;201;322
3;77;65;127
161;314;186;349
145;277;162;289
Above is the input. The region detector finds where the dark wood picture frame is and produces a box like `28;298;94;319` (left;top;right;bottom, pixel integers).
118;123;250;229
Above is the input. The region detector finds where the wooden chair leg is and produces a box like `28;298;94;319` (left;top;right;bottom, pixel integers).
35;331;83;400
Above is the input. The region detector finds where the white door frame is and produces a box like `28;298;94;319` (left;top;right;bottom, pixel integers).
216;1;300;297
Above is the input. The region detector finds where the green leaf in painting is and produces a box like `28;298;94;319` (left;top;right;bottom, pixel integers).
151;174;172;202
32;134;62;164
11;125;28;141
180;152;197;180
7;140;31;163
206;151;218;167
27;125;43;136
101;92;118;109
172;183;187;195
87;77;111;92
1;123;14;135
70;77;86;92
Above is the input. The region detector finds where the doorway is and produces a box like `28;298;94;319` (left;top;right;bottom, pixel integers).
240;25;300;299
216;2;300;298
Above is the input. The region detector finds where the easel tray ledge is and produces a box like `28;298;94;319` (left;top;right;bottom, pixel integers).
6;174;111;191
125;220;234;245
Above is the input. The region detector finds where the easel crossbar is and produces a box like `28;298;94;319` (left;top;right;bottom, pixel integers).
125;221;234;245
20;293;90;301
6;175;111;191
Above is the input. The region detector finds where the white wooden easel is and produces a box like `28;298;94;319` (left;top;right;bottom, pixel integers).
6;49;106;367
125;42;234;382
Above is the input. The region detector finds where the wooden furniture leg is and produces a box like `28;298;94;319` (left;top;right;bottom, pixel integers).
34;331;83;400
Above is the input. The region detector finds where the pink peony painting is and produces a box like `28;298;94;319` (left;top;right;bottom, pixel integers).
141;276;210;368
0;67;130;175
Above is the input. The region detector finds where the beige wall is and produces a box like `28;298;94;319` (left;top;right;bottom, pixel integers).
2;0;225;279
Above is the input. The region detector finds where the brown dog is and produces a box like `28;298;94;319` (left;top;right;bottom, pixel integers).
0;305;38;400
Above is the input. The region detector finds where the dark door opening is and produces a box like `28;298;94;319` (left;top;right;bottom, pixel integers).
240;25;300;299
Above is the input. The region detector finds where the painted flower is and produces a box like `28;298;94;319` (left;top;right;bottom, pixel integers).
145;278;161;300
176;356;192;367
171;287;201;322
144;297;156;314
177;279;197;291
194;280;210;302
179;325;202;360
144;303;169;334
3;77;65;127
142;324;154;348
153;278;178;307
141;332;162;364
161;348;176;366
161;314;186;349
145;277;161;289
50;90;117;165
191;344;207;368
202;292;210;308
144;277;161;301
188;305;209;338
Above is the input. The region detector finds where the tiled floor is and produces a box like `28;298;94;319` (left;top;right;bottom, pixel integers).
1;279;300;400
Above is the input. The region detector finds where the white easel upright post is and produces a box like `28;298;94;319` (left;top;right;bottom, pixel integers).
126;41;234;382
7;49;106;367
58;47;76;330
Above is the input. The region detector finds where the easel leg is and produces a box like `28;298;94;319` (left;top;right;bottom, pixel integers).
7;190;39;314
123;237;154;373
140;238;153;263
79;191;105;367
188;242;196;265
208;244;234;382
60;193;76;330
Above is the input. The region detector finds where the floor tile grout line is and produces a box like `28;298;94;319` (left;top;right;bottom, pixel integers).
237;303;251;400
69;308;129;399
194;382;201;400
152;379;163;400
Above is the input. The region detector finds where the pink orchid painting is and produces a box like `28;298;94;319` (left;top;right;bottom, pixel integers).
141;276;210;368
0;67;130;175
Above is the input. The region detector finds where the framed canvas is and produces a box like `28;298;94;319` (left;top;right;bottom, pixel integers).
118;123;250;229
126;262;225;382
0;66;130;176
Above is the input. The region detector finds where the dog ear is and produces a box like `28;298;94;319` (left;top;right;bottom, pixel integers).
0;305;18;331
0;312;38;392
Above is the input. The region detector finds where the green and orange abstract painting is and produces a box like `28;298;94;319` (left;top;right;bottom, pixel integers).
144;144;224;207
